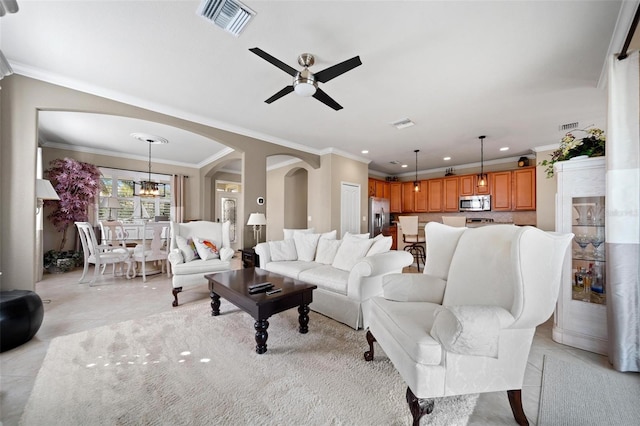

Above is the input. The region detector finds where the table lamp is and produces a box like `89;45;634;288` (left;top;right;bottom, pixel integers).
247;213;267;247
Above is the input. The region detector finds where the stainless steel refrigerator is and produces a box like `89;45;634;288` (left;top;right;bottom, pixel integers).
368;197;390;237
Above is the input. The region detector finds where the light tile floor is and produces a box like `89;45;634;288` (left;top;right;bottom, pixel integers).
1;257;614;426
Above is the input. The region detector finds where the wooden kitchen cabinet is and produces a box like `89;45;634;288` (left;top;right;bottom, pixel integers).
415;180;428;212
427;179;443;212
512;167;536;210
459;175;474;196
375;181;389;198
459;174;490;196
402;182;415;212
491;171;512;211
443;177;459;212
390;182;403;213
368;178;376;197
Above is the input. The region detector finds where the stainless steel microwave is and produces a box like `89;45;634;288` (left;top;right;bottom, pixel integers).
459;195;491;212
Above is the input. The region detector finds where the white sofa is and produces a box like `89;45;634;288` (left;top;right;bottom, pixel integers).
254;230;414;329
363;222;573;425
168;221;234;307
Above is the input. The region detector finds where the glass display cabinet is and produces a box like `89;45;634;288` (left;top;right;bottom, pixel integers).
553;157;608;355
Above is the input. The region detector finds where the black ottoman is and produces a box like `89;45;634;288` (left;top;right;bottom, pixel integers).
0;290;44;352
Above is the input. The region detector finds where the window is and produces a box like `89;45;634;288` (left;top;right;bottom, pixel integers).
98;168;171;221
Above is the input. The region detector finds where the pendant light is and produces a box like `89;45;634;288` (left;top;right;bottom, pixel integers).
413;149;420;192
477;135;487;189
131;133;168;197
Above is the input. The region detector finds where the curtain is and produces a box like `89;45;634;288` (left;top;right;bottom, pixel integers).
171;174;186;223
606;50;640;372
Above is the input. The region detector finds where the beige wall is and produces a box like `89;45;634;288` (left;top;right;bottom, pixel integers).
266;153;369;241
0;75;320;290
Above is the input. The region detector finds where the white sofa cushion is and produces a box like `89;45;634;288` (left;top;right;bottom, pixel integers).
175;236;199;262
367;235;392;256
430;305;515;358
299;265;350;295
193;237;220;260
283;228;315;240
264;260;318;278
315;238;342;264
332;238;374;271
172;258;231;275
269;239;298;261
294;232;321;262
382;274;446;303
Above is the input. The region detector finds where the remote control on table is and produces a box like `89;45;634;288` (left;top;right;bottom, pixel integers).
265;288;282;295
248;282;272;291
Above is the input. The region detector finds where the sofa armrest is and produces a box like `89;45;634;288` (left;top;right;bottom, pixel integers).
168;249;184;267
430;305;515;358
347;250;414;300
382;273;446;304
254;242;271;268
219;247;234;262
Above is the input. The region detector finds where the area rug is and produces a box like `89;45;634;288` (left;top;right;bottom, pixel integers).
538;355;640;426
21;301;477;425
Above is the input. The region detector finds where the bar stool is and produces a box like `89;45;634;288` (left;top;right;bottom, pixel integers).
398;216;426;271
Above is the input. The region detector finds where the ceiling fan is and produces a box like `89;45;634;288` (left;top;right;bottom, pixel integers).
249;47;362;111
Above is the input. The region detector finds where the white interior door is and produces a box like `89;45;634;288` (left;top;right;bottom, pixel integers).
340;182;361;237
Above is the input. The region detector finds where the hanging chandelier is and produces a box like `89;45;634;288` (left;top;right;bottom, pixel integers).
477;135;487;188
131;133;168;197
413;149;420;192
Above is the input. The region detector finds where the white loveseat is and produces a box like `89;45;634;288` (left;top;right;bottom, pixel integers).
363;222;573;425
254;230;414;329
168;221;234;307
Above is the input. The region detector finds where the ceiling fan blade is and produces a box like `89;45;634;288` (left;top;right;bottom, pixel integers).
249;47;298;77
313;88;343;111
265;86;294;104
314;56;362;83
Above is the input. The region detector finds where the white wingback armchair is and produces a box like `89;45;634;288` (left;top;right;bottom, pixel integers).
168;221;234;307
363;222;573;425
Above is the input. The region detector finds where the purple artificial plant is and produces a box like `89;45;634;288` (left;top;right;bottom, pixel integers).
44;157;102;251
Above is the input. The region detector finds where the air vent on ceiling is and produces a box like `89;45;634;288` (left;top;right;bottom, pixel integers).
197;0;256;37
390;118;415;130
559;122;579;132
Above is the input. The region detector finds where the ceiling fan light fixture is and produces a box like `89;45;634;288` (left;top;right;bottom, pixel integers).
293;69;317;97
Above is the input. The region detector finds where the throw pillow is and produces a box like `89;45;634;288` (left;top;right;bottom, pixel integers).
366;235;392;256
175;235;199;262
332;238;375;271
294;233;321;262
429;305;515;358
268;239;298;261
193;237;220;260
320;230;337;240
283;228;315;240
343;231;370;240
315;238;342;265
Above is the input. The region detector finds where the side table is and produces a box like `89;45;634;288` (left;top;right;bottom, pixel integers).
240;248;260;268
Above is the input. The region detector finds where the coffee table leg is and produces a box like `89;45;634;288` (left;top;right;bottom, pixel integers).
254;319;269;354
210;291;220;316
298;304;310;334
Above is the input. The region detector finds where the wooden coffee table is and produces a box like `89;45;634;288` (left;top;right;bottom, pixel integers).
205;268;317;354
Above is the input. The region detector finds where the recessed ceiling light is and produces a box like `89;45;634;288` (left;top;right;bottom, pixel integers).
401;164;408;168
500;147;509;151
361;150;369;154
443;156;451;161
